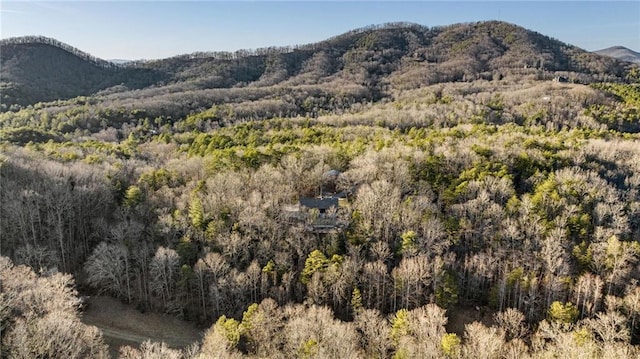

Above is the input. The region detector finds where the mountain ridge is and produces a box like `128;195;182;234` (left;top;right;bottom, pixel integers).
0;36;167;109
594;45;640;65
1;21;637;111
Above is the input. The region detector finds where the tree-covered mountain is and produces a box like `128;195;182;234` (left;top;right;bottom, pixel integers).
1;21;636;112
0;36;167;110
135;20;633;86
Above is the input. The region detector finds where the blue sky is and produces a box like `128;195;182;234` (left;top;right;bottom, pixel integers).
1;1;639;60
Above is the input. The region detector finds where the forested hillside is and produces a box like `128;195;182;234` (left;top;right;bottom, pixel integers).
0;36;166;110
2;21;640;358
2;21;635;113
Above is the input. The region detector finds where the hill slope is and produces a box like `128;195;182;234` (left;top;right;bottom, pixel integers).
136;21;633;88
0;36;167;109
594;46;640;64
1;22;637;112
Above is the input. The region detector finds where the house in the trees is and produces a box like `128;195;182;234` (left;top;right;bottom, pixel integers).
553;76;568;83
299;197;339;213
283;169;351;233
298;196;345;233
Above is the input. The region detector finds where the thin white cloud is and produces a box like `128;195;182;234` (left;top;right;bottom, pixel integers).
0;9;27;14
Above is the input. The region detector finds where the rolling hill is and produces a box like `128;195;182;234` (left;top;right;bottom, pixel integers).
594;46;640;65
0;21;637;114
129;20;634;89
0;36;167;109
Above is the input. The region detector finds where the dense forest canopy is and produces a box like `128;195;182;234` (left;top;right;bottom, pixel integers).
2;21;640;358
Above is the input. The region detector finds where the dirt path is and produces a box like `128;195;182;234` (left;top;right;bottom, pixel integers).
80;296;203;356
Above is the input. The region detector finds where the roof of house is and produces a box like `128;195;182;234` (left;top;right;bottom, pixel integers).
323;169;341;179
300;197;339;210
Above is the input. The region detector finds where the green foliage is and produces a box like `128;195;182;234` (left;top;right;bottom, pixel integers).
441;333;461;358
139;168;182;191
123;133;139;153
351;287;363;314
187;121;376;173
443;155;513;203
505;195;521;214
572;241;593;271
530;174;561;219
188;197;206;231
239;303;259;335
240;146;266;169
181;105;233;132
626;67;640;82
588;84;640;131
435;270;459;308
0;127;59;145
299;339;318;359
330;254;344;267
82;154;103;164
123;185;144;208
400;230;417;256
393;348;410;359
471;144;493;158
262;260;276;274
572;327;593;347
346;210;369;246
390;309;410;346
506;267;524;287
410;154;453;191
204;220;222;242
301;250;329;284
486;95;504;111
215;315;241;347
548;301;579;324
591;83;640;106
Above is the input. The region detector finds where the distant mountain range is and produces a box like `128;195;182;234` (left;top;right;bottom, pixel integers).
1;21;638;110
594;46;640;64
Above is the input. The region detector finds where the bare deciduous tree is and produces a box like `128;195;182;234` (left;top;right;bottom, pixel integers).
149;246;181;311
84;241;132;300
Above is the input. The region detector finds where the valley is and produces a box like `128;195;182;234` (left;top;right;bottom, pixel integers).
1;20;640;358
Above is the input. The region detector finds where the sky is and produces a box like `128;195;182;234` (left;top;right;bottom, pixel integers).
1;1;639;60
